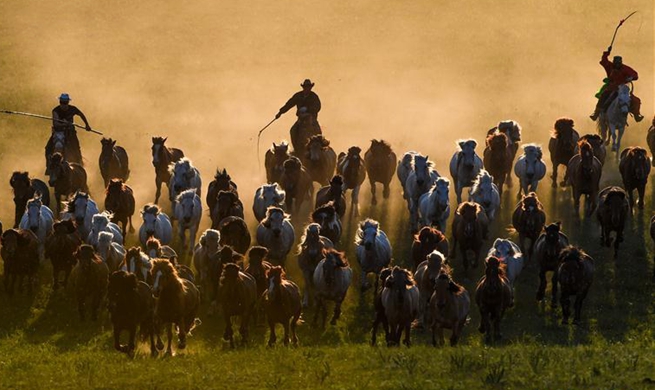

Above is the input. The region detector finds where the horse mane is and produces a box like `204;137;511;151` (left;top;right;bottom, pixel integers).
105;178;127;194
199;229;220;246
355;219;379;245
471;170;493;194
152;258;186;292
370;139;392;154
559;245;589;264
247;246;269;263
214;168;230;181
306;134;330;148
578;140;593;156
347;146;362;156
176;188;198;202
456;201;481;216
523;143;543;159
579;134;602;144
486;132;507;148
152;136;166;144
9;171;30;187
263;206;288;223
521;192;544;211
142;203;161;215
312;202;336;219
271;141;289;152
329;175;344;187
145;237;162;250
169;157;194;175
414;226;446;244
50;152;65;165
325;248;349;268
553;118;574;138
391;266;415;286
456;139;477;151
266;265;286;280
485;256;507;278
298;223;322;253
93;211;114;224
437;272;462;293
283;156;302;171
76;244;103;265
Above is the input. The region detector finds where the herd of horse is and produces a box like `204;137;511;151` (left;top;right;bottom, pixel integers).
1;113;654;354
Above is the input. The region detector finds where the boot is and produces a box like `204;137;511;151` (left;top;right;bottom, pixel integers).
589;108;600;121
635;114;644;122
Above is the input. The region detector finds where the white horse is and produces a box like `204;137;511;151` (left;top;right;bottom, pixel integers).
19;195;54;261
95;231;126;273
599;83;631;153
449;139;484;204
418;177;450;231
256;206;295;266
469;170;500;221
173;189;202;254
487;238;523;289
313;249;352;327
139;204;173;246
61;191;99;241
514;144;547;199
355;219;392;291
252;183;285;222
87;211;124;246
405;154;440;232
168;157;202;209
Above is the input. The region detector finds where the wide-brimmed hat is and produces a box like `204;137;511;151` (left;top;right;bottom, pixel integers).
613;56;622;63
59;93;71;102
300;79;315;88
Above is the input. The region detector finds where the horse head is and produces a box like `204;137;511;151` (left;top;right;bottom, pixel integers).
151;258;180;298
544;222;563;257
141;204;161;237
96;231;114;261
603;188;627;227
151;136;167;165
457;139;478;170
47;152;68;186
176;189;199;224
26;195;43;232
487;132;508;151
522;144;543;179
261;184;285;208
426;250;449;282
266;266;285;301
458;202;479;238
433;272;460;310
558;246;586;286
357;219;380;251
247;246;269;267
491;238;518;262
52;131;66;154
105;179;125;211
323;249;348;286
262;207;288;237
413;154;431;187
306;135;330;162
616;84;631;115
312;202;337;229
370;139;392;157
10;171;31;197
386;266;414;303
199;229;221;254
578;141;596;176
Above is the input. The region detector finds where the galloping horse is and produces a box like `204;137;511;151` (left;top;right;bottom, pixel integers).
151;137;184;204
597;83;631;153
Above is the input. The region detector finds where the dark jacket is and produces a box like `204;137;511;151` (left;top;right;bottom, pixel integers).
279;91;321;118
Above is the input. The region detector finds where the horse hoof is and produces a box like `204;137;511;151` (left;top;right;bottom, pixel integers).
156;341;164;350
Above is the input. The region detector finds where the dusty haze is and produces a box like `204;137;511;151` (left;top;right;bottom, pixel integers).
0;0;653;231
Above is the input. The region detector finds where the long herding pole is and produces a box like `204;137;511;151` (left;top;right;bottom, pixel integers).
256;117;277;168
608;11;637;49
0;110;103;135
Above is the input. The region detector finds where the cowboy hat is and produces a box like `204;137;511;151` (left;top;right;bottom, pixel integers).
300;79;315;88
58;93;71;102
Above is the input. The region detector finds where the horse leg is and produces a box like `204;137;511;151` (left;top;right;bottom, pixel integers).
352;185;361;217
165;323;174;355
383;181;390;199
330;300;342;326
573;289;588;325
128;215;135;233
321;299;328;328
78;295;85;321
114;327;124;352
551;164;558;188
91;291;101;321
536;269;547;302
360;266;370;291
588;192;598;217
302;272;311;308
493;309;502;341
178;224;186;249
224;316;235;348
154;178;162;204
128;325;137;355
188;225;198;255
456;185;463;204
638;185;646;209
312;298;321;327
560;291;571;325
178;320;188;350
370;179;377;206
551;270;559;309
282;319;291;346
52;266;59;291
291;314;299;345
403;322;411;347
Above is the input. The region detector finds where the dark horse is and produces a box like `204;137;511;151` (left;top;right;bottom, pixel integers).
99;138;130;187
264;141;291;184
290;112;322;160
315;175;347;218
151;137;184;204
1;229;40;295
337;146;367;217
45;219;82;291
210;191;244;230
451;202;489;272
511;192;546;260
475;256;512;343
280;156;313;214
619;146;651;209
47;152;89;215
567;140;602;216
558;246;594;325
206;168;238;216
596;186;629;258
218;216;251;255
364;139;397;206
548;118;580;187
304;135;337;186
105;179;136;236
411;226;449;272
45;128;83;171
10;171;50;228
483;132;512;196
533;222;569;307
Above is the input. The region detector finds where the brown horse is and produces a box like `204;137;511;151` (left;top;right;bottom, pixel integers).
219;263;257;348
1;229;40;295
10;171;50;228
596;186;629;258
533;222;569;307
511;192;546;260
206;168;239;215
650;215;655;279
414;250;451;328
558;246;594;325
475;256;512;343
548;118;580;187
151;137;184;204
263;266;302;346
567;140;602;216
337;146;367;216
211;191;244;229
105;179;135;236
265;141;291;184
280;156;314;214
364;139;397;205
304;135;337;186
47;152;89;215
218;216;251;255
311;202;341;244
69;245;109;321
45;220;82;291
290;114;322;159
297;223;334;308
579;134;607;166
151;258;200;355
411;226;449;271
619;147;651;209
430;271;470;346
99;138;130;187
451;202;489;272
245;246;273;324
315;175;347;218
371;268;392;346
483;132;512;195
381;266;420;346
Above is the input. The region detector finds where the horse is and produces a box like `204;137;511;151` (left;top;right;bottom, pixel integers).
45;129;83;169
451;202;489;272
548;118;580;187
219;263;257;348
145;237;177;261
280;156;314;214
297;223;334;308
311;202;342;244
651;215;655;279
647;118;655;167
579;134;607;166
206;168;238;215
371;268;392;346
192;229;221;301
174;189;202;254
475;256;512;343
151;258;200;355
558;246;594;325
99;138;130;187
263;266;302;346
429;272;470;346
210;191;244;229
397;151;418;202
315;175;347;218
364;139;397;205
619;147;651;209
151;136;184;204
381;266;420;346
414;250;451;329
534;222;569;306
405;154;440;232
107;271;156;356
597;83;631;152
264;141;291;184
418;177;450;231
256;207;295;267
355;219;392;292
104;179;135;236
337;146;367;217
596;186;629;258
61;191;99;241
45;219;82;290
483;131;512;195
511;192;546;260
122;246;152;284
304;135;337;186
469;170;500;221
487;238;523;289
87;211;124;246
313;249;352;327
244;246;273;324
1;229;39;295
168;158;202;210
513;144;547;199
253;183;285;222
96;231;126;273
490;120;523;187
10;171;50;228
47;152;89;215
567;140;602;216
69;245;109;321
290;112;322;159
411;226;449;271
139;204;173;246
217;216;251;255
449;139;484;204
18;194;54;261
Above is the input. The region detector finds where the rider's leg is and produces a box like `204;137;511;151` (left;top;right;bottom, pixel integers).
630;93;643;122
590;90;611;120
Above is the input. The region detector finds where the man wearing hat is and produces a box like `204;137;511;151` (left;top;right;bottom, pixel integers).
590;47;643;122
275;79;322;123
46;93;92;165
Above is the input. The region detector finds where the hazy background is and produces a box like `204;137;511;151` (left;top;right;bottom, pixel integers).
0;0;652;230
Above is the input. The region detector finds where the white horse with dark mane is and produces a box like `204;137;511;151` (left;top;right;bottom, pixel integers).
405;154;440;232
252;183;285;222
61;191;99;241
87;211;123;246
173;189;202;254
598;83;631;153
95;231;126;272
469;170;500;221
139;204;173;246
418;177;450;231
355;219;392;291
487;238;523;289
514;144;547;198
19;195;54;261
168;157;202;209
449;139;484;204
256;206;295;266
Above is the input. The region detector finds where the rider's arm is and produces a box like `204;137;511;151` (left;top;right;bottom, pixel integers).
52;109;60;127
599;51;612;75
74;107;92;130
314;93;321;114
278;92;300;115
623;65;638;82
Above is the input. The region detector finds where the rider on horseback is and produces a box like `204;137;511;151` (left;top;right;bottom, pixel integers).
275;79;322;125
590;47;643;122
46;93;92;166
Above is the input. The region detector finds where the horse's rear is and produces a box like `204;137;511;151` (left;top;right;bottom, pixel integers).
596;186;629;257
619;147;651;209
